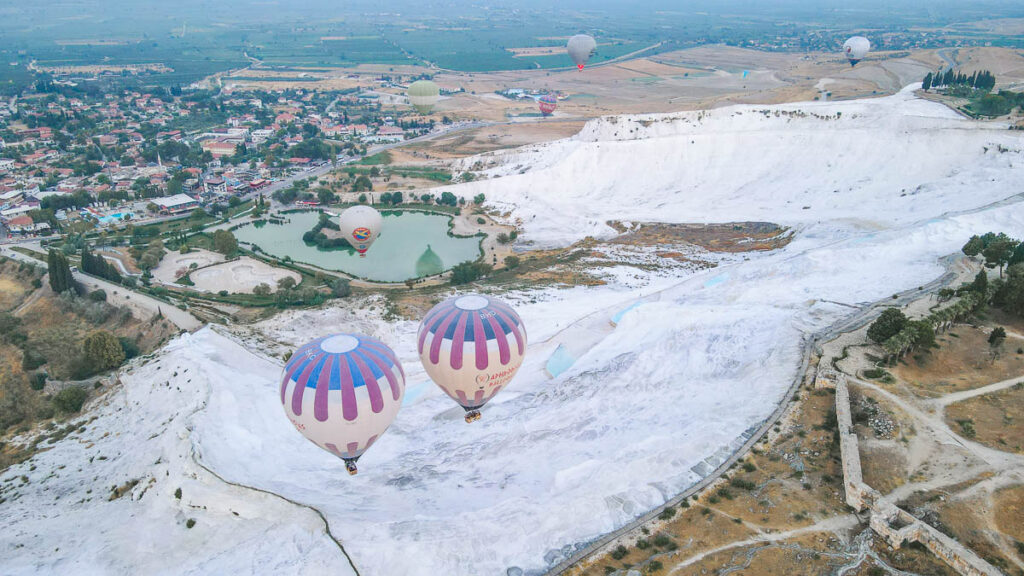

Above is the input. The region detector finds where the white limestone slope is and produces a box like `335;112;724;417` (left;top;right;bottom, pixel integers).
3;87;1024;576
450;85;1022;248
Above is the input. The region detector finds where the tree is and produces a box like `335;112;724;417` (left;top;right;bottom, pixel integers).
969;270;989;296
922;72;933;91
907;320;935;350
352;175;373;192
47;250;73;293
450;261;492;285
473;193;486;204
504;255;520;269
332;278;351;298
988;327;1006;347
253;283;272;296
369;166;381;177
52;386;88;413
277;276;297;291
867;308;908;344
962;235;984;257
983;235;1017;276
82;331;126;373
212;229;239;257
317;188;335;205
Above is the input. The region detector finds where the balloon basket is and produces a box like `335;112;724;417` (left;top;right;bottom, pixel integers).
344;460;358;475
464;410;481;423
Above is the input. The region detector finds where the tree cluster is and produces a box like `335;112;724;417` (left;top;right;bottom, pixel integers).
450;261;493;285
923;69;995;92
81;247;122;284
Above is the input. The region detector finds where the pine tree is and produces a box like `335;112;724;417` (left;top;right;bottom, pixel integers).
922;72;933;91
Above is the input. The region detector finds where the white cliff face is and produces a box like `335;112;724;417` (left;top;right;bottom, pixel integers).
4;87;1024;576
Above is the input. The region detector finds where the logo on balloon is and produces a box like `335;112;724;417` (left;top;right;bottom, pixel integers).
352;227;372;242
475;365;521;388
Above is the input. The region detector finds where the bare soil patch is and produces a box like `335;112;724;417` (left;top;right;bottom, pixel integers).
944;384;1024;454
892;325;1024;397
609;221;792;253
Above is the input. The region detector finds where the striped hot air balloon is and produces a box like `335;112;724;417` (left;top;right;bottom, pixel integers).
280;334;405;475
538;94;558;116
418;294;527;423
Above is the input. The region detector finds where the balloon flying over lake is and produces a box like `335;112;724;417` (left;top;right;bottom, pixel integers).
338;205;383;257
279;334;405;475
418;294;527;422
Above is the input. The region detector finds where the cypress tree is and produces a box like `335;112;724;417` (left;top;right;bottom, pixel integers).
47;250;72;293
922;72;933;91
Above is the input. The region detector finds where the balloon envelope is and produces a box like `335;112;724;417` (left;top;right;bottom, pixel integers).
280;334;405;472
538;94;558;116
843;36;870;66
338;205;383;255
418;294;527;420
567;34;597;70
407;80;440;114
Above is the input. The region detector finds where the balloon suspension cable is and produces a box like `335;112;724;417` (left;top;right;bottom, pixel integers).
344;459;358;475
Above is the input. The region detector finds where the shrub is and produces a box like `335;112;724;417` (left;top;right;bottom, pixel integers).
88;289;107;302
610;545;628;560
730;478;756;490
218;290;229;297
657;506;675;520
635;538;650;550
742;461;756;472
647;560;663;573
118;337;140;360
29;372;47;391
504;255;520;269
476;217;485;225
83;331;126;374
186;518;196;529
652;534;672;548
52;387;88;413
175;487;182;499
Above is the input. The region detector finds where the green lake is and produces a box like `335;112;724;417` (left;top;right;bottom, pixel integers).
233;210;482;282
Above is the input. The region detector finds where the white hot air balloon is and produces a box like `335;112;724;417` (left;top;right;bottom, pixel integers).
843;36;870;66
338;205;383;257
279;333;405;475
567;34;597;71
418;294;527;422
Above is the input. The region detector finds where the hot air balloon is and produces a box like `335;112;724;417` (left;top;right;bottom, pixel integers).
538;94;558;116
280;333;405;475
843;36;870;67
567;34;597;71
338;205;382;257
418;294;527;423
407;80;440;114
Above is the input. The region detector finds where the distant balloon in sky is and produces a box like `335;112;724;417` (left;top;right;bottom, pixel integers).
280;334;405;475
538;94;558;116
418;294;527;423
567;34;597;70
742;70;749;79
338;205;382;257
843;36;870;66
407;79;440;114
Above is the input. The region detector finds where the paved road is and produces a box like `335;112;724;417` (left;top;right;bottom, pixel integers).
0;244;201;332
931;375;1024;408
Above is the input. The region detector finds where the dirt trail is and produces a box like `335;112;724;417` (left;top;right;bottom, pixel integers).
665;514;860;573
931;375;1024;407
